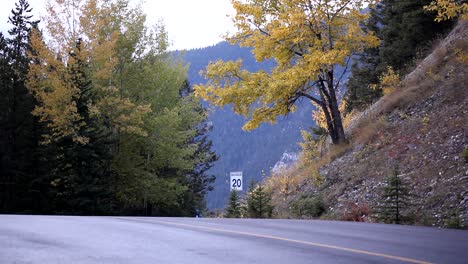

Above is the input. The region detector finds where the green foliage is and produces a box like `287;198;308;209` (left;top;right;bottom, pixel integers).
380;0;453;71
225;190;242;218
47;39;119;215
246;184;273;218
462;146;468;163
345;0;455;113
0;0;44;213
375;168;413;224
1;0;216;216
344;3;384;113
290;194;326;219
176;80;217;216
344;60;383;113
444;214;464;229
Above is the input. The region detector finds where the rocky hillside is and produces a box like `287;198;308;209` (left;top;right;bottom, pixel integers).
270;20;468;228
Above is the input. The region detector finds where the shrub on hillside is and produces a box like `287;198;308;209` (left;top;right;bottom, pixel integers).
462;146;468;163
290;194;326;219
444;214;464;229
341;202;370;222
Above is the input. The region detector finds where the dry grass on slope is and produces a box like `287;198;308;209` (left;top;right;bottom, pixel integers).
346;20;467;146
318;20;468;227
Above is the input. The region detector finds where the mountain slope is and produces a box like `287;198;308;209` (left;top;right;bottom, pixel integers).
268;20;468;227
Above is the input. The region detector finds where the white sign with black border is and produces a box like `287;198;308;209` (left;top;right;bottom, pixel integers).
230;171;243;191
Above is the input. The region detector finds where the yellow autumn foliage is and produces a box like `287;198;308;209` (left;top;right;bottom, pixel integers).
424;0;468;22
312;99;348;131
194;0;380;131
370;66;401;96
27;0;151;144
379;66;401;95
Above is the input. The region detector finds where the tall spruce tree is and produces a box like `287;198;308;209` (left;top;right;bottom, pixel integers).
247;184;273;218
379;0;454;71
0;0;41;213
0;32;14;212
179;81;217;216
49;39;118;215
344;3;385;113
375;168;412;224
225;190;242;218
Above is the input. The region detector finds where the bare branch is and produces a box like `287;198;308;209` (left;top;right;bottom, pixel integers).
335;56;352;90
297;91;324;107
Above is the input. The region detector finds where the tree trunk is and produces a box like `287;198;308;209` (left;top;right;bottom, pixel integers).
327;70;346;145
329;95;346;145
317;72;346;145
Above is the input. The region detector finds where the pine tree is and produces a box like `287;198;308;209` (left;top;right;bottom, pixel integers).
179;80;217;216
379;0;454;72
27;0;165;215
247;184;273;218
225;190;242;218
0;0;41;213
375;168;412;224
344;3;384;113
345;0;455;113
0;32;14;212
50;39;118;215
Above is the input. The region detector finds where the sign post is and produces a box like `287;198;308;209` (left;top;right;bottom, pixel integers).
230;171;243;191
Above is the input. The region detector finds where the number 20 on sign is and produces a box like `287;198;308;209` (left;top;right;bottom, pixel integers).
230;171;243;191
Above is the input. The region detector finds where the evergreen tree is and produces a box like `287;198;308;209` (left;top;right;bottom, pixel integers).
345;0;454;113
379;0;453;72
344;3;384;113
225;190;242;218
0;32;14;212
0;0;41;213
49;39;118;215
180;80;217;216
26;0;215;216
375;168;412;224
247;184;273;218
247;178;256;194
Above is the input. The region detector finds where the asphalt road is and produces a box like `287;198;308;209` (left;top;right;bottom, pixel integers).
1;215;467;264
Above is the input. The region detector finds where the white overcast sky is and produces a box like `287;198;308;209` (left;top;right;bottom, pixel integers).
0;0;236;50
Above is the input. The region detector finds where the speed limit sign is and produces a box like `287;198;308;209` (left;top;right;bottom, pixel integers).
230;171;243;191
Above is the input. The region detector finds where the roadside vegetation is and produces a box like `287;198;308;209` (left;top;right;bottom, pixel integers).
0;0;216;216
218;0;467;227
1;0;466;225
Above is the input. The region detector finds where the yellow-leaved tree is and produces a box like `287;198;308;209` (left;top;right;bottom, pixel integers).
194;0;380;144
27;0;151;144
424;0;468;22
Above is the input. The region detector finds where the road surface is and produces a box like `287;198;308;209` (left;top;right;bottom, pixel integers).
1;215;467;263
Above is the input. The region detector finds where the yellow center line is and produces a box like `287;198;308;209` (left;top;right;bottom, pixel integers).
146;219;433;264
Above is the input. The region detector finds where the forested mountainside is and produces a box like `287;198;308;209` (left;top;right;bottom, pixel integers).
180;42;315;209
